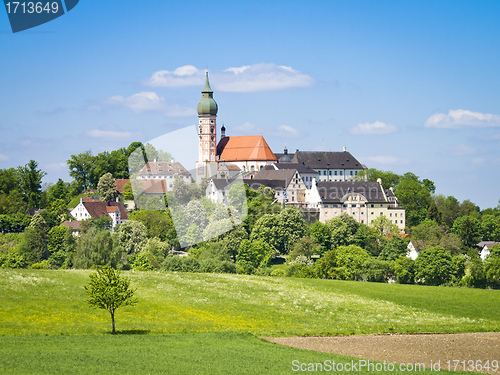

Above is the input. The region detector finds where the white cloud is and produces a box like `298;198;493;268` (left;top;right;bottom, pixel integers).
0;153;9;161
144;63;313;92
442;144;476;156
271;125;302;138
225;66;250;74
349;121;397;135
365;155;410;165
472;158;485;165
424;109;500;129
216;63;313;92
233;122;261;133
86;129;141;140
105;92;194;117
278;125;301;137
106;92;165;113
144;65;204;87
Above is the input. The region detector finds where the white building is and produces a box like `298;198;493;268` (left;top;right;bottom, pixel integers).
477;241;500;261
406;241;419;260
70;197;128;230
274;147;366;182
311;179;406;232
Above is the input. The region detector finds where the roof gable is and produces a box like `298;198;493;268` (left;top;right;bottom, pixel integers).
80;201;128;220
217;136;277;162
115;179;130;193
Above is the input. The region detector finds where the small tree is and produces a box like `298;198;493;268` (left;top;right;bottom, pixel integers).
84;266;137;334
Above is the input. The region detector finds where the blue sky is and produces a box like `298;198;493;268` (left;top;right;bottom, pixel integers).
1;0;500;209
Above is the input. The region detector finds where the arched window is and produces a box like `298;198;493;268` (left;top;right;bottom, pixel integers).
251;165;255;172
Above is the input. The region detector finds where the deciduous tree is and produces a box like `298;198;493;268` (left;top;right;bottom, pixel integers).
414;246;453;286
84;266;137;334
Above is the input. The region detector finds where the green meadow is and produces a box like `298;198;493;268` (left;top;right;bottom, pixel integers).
1;269;499;374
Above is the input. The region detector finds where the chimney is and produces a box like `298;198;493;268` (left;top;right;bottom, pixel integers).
343;146;347;152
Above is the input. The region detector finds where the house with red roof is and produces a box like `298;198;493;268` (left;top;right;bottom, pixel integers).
69;197;128;230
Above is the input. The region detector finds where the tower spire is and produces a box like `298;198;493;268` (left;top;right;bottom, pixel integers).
196;70;218;183
202;70;213;93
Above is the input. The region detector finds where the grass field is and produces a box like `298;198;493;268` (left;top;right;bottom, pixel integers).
0;332;468;375
1;269;498;374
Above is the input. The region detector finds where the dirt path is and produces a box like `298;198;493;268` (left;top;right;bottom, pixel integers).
264;332;500;374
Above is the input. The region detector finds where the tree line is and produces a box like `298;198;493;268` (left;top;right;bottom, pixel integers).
0;143;499;289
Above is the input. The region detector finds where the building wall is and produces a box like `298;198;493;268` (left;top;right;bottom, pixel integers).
315;169;362;181
319;194;406;232
70;203;90;220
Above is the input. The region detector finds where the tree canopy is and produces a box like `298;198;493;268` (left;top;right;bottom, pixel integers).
84;266;137;334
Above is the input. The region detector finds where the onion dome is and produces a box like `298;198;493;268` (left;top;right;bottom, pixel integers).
197;71;218;115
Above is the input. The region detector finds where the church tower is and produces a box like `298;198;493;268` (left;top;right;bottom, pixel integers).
195;71;218;183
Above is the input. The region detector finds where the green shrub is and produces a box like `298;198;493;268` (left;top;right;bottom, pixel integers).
162;255;184;271
392;256;414;284
48;250;67;268
180;257;201;272
255;267;273;276
460;257;486;288
485;258;500;288
285;263;315;278
30;260;49;269
236;240;275;271
214;260;237;274
314;249;337;279
361;258;391;282
0;250;28;269
128;253;154;271
451;255;466;284
270;268;286;277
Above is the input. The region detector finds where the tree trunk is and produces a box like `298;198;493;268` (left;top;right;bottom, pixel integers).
111;312;116;334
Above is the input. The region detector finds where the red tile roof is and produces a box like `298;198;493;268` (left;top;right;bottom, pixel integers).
217;136;277;162
80;201;128;220
115;179;130;193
